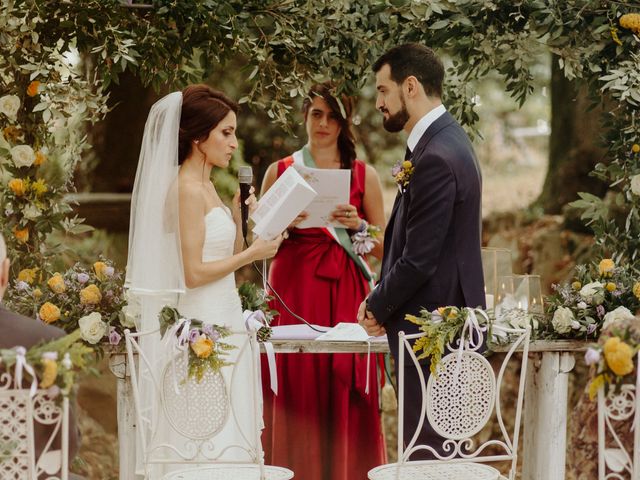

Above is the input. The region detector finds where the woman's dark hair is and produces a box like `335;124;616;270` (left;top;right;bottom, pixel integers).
372;43;444;98
302;82;356;170
178;84;239;164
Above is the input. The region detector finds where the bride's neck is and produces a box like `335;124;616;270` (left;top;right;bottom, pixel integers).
180;156;213;182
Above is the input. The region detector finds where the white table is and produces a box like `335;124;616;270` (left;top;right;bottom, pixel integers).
109;338;586;480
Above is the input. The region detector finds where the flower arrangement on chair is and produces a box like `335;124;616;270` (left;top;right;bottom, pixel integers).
543;258;640;340
6;258;130;351
158;306;235;383
238;281;279;342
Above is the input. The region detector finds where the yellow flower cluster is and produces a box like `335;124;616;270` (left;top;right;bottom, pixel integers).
18;267;38;283
13;225;29;243
633;282;640;300
47;273;66;294
605;282;617;292
93;261;108;281
633;144;640;154
620;13;640;35
39;302;61;324
572;281;582;290
34;150;46;166
8;178;25;196
31;178;47;196
598;258;615;277
80;284;102;305
7;177;47;197
191;336;214;358
39;358;58;389
604;336;635;376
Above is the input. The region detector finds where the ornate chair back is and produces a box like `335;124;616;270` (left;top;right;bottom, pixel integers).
125;327;293;479
597;352;639;480
0;371;69;480
369;315;530;480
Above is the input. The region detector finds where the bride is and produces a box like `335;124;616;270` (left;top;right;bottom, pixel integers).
125;84;282;476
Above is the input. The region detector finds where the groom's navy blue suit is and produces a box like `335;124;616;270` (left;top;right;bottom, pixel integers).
367;110;485;455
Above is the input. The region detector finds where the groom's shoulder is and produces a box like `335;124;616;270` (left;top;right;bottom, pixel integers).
0;306;65;350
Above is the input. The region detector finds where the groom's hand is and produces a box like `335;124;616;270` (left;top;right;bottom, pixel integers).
358;299;386;337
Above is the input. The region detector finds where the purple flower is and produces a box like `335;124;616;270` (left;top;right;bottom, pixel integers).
587;323;597;335
15;281;29;291
584;347;600;366
202;324;215;337
612;290;622;297
210;330;221;342
46;385;61;399
104;266;115;277
109;328;122;346
77;273;89;284
188;328;200;344
391;163;401;177
596;305;606;318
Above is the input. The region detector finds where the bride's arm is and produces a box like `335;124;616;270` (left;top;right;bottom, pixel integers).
179;184;261;289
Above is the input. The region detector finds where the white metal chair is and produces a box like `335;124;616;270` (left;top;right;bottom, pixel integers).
368;319;530;480
597;352;639;480
0;370;70;480
125;327;293;480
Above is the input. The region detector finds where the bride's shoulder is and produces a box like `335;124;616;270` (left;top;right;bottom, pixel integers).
178;177;207;208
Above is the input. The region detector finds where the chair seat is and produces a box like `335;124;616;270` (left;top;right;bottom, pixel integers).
163;464;294;480
368;461;504;480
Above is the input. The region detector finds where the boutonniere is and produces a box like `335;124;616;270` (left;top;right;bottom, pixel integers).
391;160;414;192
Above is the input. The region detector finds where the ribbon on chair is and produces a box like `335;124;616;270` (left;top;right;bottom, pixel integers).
161;317;191;394
14;346;38;397
454;308;488;379
244;309;278;395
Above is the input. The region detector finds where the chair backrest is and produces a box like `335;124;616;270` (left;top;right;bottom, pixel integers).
0;372;69;480
597;352;639;480
397;319;530;475
125;326;264;474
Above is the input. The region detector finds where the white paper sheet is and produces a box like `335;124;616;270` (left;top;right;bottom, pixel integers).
251;167;317;240
315;322;388;342
292;164;351;229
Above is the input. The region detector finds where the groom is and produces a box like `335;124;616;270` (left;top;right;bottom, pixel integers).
358;43;485;456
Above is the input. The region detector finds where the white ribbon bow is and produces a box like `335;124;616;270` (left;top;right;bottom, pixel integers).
162;318;191;394
244;309;278;395
454;308;488;378
14;347;38;397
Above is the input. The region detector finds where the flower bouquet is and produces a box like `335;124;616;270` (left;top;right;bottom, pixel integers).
543;258;640;340
584;316;639;399
406;306;489;375
158;306;235;383
238;281;278;342
6;259;130;350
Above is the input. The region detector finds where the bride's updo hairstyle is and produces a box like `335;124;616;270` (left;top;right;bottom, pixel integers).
178;84;239;164
302;81;356;170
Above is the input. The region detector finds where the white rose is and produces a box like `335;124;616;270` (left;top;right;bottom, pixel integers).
602;306;635;330
577;301;587;310
11;145;35;168
120;304;137;329
552;306;575;334
79;312;108;344
22;204;41;220
631;174;640;196
0;94;20;119
579;281;604;304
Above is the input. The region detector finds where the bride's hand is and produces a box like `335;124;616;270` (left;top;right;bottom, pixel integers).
247;235;283;261
232;186;257;223
288;211;309;230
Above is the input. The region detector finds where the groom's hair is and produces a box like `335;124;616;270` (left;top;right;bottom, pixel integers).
373;43;444;98
178;84;239;164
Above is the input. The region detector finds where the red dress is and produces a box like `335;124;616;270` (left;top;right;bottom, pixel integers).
261;158;386;480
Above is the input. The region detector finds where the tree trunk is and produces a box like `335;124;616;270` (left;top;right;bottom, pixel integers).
536;54;608;215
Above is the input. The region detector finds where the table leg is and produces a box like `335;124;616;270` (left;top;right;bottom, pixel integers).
522;351;575;480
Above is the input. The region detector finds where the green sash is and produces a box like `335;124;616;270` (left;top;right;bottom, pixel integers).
299;146;375;283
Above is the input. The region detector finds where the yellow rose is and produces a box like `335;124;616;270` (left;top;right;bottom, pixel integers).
39;358;58;389
80;284;102;305
402;160;412;170
8;178;25;196
633;144;640;154
30;178;47;196
571;281;582;290
39;302;61;324
633;282;640;300
18;268;38;284
605;282;616;292
620;13;640;34
33;288;42;299
191;335;214;359
34;150;46;166
13;226;29;243
603;337;634;377
93;261;108;281
46;273;66;294
598;258;615;277
26;80;40;97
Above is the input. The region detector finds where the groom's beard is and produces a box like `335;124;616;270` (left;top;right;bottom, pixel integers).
382;94;410;133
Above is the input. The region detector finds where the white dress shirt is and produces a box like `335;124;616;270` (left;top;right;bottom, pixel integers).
406;104;447;154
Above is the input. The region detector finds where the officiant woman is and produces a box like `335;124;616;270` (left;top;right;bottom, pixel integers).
260;81;386;480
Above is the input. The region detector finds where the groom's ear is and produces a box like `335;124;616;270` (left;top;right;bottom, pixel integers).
403;76;421;98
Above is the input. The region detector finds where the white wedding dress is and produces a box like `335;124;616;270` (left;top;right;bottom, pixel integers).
146;206;259;476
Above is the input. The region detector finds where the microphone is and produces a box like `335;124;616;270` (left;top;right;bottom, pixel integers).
238;166;253;240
